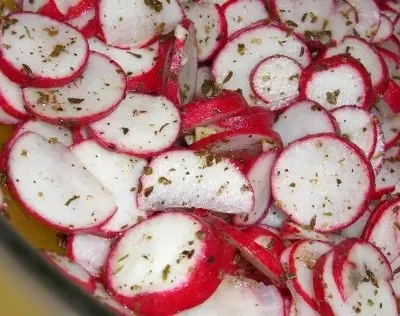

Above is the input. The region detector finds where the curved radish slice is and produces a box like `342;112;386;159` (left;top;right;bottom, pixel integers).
339;207;371;238
23;52;126;125
66;7;97;38
222;0;269;37
0;106;21;125
8;120;73;148
97;0;183;48
242;225;285;256
88;37;159;90
23;0;94;20
370;118;385;174
71;140;148;236
212;111;274;133
321;36;389;95
299;55;373;110
381;8;399;22
0;69;29;120
250;55;302;110
232;149;279;226
0;13;89;88
346;0;380;41
181;90;247;131
67;234;112;278
372;97;400;149
90;93;181;157
328;1;357;45
273;100;337;146
378;35;400;56
261;204;288;229
375;155;400;198
190;129;282;155
331;105;377;159
390;256;400;298
93;283;134;316
7;132;116;232
287;241;333;312
372;14;394;43
43;251;96;294
394;15;400;41
280;221;345;245
105;212;224;315
213;24;311;105
362;198;400;263
178;276;285;316
194;66;213;99
271;133;374;232
137;149;254;214
165;19;198;107
183;2;227;62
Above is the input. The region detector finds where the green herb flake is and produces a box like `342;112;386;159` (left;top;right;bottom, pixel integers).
323;212;333;216
326;89;340;105
288;73;299;81
43;27;58;36
336;179;342;185
127;52;142;58
158;177;172;185
241;184;250;192
22;63;33;76
68;97;84;104
49;44;65;58
118;254;129;263
143;186;154;197
24;25;31;38
394;222;400;231
65;195;80;206
286;20;298;27
195;230;205;240
143;0;163;12
301;13;308;22
162;264;171;281
143;166;153;175
237;43;246;55
367;299;374;306
222;71;233;84
48;137;58;144
121;127;129;135
289;183;296;188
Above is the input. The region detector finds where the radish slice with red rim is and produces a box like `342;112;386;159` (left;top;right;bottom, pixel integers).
213;23;311;106
23;52;126;125
345;0;380;41
372;97;400;149
105;212;225;315
250;55;302;110
374;154;400;198
67;234;112;278
7;132;117;232
71;140;149;236
93;283;134;316
372;14;394;43
370;117;385;174
299;54;373;110
97;0;183;48
0;106;21;125
0;12;89;88
271;133;374;232
242;225;285;256
194;66;213;99
261;204;288;229
339;207;371;238
89;93;181;157
378;35;400;56
66;7;97;38
331;105;377;159
390;256;400;298
137;149;254;214
23;0;95;20
273;100;338;146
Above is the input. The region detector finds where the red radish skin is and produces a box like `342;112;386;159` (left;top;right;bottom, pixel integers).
242;225;285;256
299;54;374;110
212;111;274;133
105;212;225;316
23;52;127;125
23;0;95;20
0;13;89;88
66;7;97;38
372;97;400;149
378;35;400;56
0;105;21;125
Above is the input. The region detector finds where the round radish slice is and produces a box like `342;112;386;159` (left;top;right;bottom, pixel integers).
66;7;97;38
105;212;224;315
177;276;285;316
44;251;96;294
331;105;377;159
250;55;302;110
0;12;89;88
90;93;180;157
194;66;213;99
183;2;227;62
372;97;400;149
7;132;116;232
137;149;254;215
370;118;385;174
375;156;400;198
67;234;112;278
346;0;380;40
232;149;279;226
322;36;389;95
372;14;394;43
23;0;94;20
378;35;400;56
299;55;373;110
222;0;269;37
213;23;311;106
97;0;183;48
71;140;148;236
261;204;288;229
93;283;134;316
273;100;337;146
271;133;374;232
23;52;126;125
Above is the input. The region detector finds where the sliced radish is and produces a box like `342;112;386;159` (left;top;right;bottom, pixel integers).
43;251;96;294
178;276;285;316
378;35;400;56
0;12;89;88
390;256;400;298
0;106;22;125
321;36;389;96
23;0;94;20
213;23;311;105
339;207;372;238
299;55;373;110
66;7;97;38
273;100;337;146
183;2;227;62
90;93;181;157
375;156;400;198
67;234;112;278
394;15;400;41
93;283;134;316
88;37;159;92
381;8;399;22
105;212;225;315
328;1;357;45
261;204;288;229
137;149;254;214
181;90;247;131
370;117;385;174
232;149;279;226
372;14;394;43
222;0;269;37
250;55;302;110
194;66;213;99
331;105;377;159
189;129;282;156
372;97;400;149
165;19;198;107
271;133;374;232
97;0;183;48
71;140;148;236
243;225;285;256
345;0;380;40
7;132;116;232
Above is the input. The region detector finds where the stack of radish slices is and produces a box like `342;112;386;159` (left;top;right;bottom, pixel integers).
2;0;400;315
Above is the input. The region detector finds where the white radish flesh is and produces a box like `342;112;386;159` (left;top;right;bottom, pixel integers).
372;14;394;43
0;68;28;119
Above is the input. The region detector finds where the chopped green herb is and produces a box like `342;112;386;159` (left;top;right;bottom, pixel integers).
289;183;296;187
43;27;58;36
143;167;153;175
65;195;80;206
48;137;58;144
121;127;129;135
144;0;163;12
158;177;172;185
237;43;246;55
118;254;129;262
286;20;298;27
162;264;171;280
49;44;65;58
222;71;233;84
68;98;84;104
326;89;340;105
22;63;33;76
323;212;333;216
143;186;154;197
127;52;142;58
